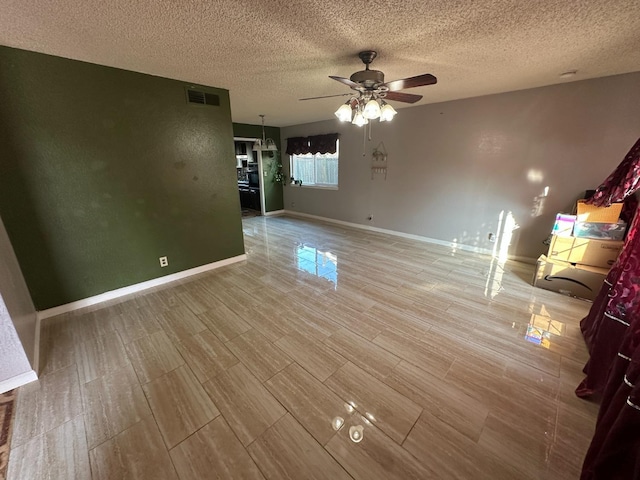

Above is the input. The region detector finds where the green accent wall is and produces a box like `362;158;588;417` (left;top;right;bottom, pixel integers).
0;46;245;310
232;123;284;212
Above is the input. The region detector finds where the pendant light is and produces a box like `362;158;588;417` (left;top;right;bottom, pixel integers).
253;114;278;151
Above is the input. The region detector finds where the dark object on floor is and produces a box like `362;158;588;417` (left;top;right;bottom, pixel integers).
0;389;17;480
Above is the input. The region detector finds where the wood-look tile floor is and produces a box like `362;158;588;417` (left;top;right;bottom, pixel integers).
8;216;597;479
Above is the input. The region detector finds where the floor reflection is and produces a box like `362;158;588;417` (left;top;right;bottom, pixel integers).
484;257;506;298
525;313;565;349
330;403;372;444
295;244;338;287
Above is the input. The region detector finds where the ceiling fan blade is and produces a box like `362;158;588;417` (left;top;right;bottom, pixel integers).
329;75;360;89
385;74;437;91
299;93;352;101
384;91;423;104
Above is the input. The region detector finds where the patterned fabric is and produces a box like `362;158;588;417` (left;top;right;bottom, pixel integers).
285;137;309;155
587;137;640;207
308;133;339;154
579;137;640;480
598;206;640;324
580;326;640;479
577;138;640;398
285;134;339;155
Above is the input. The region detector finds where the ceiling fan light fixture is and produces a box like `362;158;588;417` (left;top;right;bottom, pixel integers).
352;110;368;127
363;98;381;119
380;103;397;122
323;51;436;127
335;103;353;122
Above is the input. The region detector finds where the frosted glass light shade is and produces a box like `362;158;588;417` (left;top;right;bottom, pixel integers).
264;138;278;151
334;104;353;122
380;103;397;122
363;99;381;119
352;111;368;127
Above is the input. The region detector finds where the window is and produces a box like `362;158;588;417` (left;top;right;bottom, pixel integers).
291;141;339;187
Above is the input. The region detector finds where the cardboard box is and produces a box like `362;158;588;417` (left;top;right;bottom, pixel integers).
576;200;622;223
551;214;576;237
573;221;627;241
547;234;622;268
533;255;608;301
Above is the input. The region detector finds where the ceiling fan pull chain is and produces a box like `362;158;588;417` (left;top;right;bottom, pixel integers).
362;126;367;156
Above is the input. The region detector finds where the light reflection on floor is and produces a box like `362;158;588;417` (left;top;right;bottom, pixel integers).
330;403;370;444
484;257;506;298
525;312;566;349
295;243;338;287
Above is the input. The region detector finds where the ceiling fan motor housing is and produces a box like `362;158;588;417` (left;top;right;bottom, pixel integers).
310;49;433;104
350;69;385;87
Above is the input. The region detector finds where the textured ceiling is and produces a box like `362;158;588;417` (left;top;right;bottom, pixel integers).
2;0;640;127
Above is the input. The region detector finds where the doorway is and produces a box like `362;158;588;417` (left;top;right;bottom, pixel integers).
234;137;266;217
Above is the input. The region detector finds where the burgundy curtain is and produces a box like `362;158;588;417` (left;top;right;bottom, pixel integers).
577;138;640;398
577;206;640;397
285;137;310;156
580;321;640;479
588;138;640;207
579;137;640;479
308;133;339;154
285;134;339;155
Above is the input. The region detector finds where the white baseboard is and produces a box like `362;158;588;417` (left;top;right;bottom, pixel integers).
37;254;247;320
264;209;285;217
0;369;38;394
282;210;537;265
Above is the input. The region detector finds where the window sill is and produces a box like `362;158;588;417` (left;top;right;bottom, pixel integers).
293;184;338;191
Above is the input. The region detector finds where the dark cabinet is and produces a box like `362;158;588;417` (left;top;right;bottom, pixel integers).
239;187;260;211
239;189;249;208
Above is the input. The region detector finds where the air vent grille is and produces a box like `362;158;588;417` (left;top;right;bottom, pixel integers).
186;89;220;107
187;89;206;104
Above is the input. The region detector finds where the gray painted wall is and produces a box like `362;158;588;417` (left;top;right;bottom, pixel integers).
282;72;640;260
0;216;36;384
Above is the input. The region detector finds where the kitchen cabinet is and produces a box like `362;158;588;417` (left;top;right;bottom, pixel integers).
239;187;260;211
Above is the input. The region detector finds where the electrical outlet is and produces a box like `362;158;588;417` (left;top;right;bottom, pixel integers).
159;256;168;267
488;233;496;243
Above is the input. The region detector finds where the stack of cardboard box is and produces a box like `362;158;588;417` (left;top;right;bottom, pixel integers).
533;201;625;301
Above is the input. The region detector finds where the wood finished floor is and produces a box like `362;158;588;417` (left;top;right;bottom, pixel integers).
8;216;597;479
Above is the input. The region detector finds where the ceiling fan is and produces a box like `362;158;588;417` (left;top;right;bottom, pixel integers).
300;50;437;125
